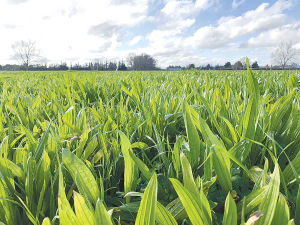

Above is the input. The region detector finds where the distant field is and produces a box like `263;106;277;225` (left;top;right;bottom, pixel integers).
0;66;299;224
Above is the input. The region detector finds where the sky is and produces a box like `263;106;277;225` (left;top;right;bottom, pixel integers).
0;0;299;68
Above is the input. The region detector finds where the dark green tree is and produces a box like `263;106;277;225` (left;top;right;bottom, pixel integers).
251;61;259;69
224;62;232;68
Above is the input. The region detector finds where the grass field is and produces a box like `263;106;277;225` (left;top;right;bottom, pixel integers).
0;63;300;225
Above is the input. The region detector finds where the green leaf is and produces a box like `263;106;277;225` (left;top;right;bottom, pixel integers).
118;131;138;203
62;149;100;204
0;158;25;183
131;142;149;150
152;123;170;169
172;136;183;178
128;150;166;199
181;152;212;222
0;179;16;225
223;193;237;225
271;195;290;225
156;202;177;225
197;117;224;148
283;151;300;185
95;200;113;225
84;136;98;160
34;121;52;161
211;145;232;192
129;150;152;180
183;100;200;165
41;217;51;225
135;173;158;225
256;163;280;225
295;186;300;225
73;191;95;225
170;178;212;225
180;152;199;198
237;186;268;216
288;219;295;225
58;166;80;225
220;116;238;143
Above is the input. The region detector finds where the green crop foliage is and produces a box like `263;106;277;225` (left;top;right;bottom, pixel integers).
0;65;300;225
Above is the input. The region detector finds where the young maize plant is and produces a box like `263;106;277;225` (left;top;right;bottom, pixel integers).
0;60;300;225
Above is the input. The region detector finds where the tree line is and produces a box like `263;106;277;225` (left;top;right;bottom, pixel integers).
0;57;157;71
0;61;124;71
1;40;299;71
168;60;259;71
0;40;159;71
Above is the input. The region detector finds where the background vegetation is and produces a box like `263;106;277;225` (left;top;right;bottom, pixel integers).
0;62;300;224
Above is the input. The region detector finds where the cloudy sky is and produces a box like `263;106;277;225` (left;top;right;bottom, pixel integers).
0;0;299;68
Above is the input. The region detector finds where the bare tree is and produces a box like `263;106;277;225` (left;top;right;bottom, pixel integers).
126;53;136;69
11;40;41;70
271;41;299;69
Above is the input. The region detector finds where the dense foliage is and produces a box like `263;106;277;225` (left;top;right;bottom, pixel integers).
0;63;300;225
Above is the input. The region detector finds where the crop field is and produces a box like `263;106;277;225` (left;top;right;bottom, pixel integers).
0;63;300;225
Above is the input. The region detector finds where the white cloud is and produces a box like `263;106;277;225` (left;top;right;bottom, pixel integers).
6;0;28;5
240;22;300;48
185;0;294;49
161;0;214;16
0;0;299;68
130;0;217;68
129;36;142;46
158;0;216;32
0;0;152;64
295;42;300;50
137;0;298;67
232;0;245;10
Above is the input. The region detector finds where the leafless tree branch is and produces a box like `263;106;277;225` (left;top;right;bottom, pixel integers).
11;40;42;70
271;41;299;69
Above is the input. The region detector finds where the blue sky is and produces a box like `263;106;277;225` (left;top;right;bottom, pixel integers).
0;0;299;68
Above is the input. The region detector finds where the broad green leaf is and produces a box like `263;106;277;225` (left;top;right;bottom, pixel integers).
170;178;212;225
172;136;183;178
135;173;158;225
131;142;149;150
152;123;170;168
0;158;25;182
295;186;300;225
283;151;300;185
223;193;237;225
180;152;212;223
41;217;51;225
183;100;200;165
73;191;95;225
288;219;295;225
129;150;152;180
156;202;177;225
58;167;80;225
118;131;138;203
220;116;238;143
0;178;16;225
237;186;268;216
271;195;289;225
62;149;100;204
180;152;199;198
34;121;52;161
84;136;98;159
211;145;232;192
256;163;280;225
95;200;113;225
